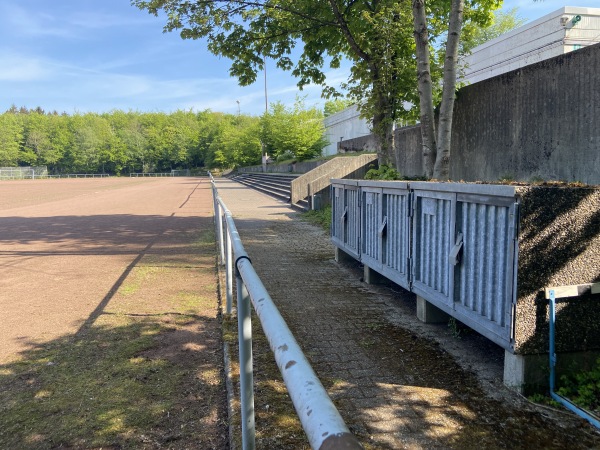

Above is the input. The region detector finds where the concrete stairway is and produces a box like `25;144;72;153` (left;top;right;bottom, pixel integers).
230;173;309;210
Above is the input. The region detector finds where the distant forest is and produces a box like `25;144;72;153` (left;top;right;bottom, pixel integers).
0;101;327;175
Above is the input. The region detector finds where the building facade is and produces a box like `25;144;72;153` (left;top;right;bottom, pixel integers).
460;6;600;85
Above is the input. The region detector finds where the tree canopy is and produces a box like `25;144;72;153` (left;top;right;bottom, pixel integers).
133;0;500;177
0;104;327;173
461;7;527;54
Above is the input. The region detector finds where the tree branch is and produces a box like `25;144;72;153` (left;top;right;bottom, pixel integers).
327;0;371;63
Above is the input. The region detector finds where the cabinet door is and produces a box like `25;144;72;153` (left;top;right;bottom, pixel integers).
412;190;456;308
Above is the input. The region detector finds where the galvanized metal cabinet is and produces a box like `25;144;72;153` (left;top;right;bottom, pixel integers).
331;180;361;259
331;180;519;350
411;189;456;308
360;182;411;290
411;183;519;349
453;191;518;347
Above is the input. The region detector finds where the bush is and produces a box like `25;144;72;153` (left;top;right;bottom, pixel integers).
557;357;600;414
364;164;401;180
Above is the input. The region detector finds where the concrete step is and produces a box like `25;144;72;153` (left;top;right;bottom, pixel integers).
229;172;309;211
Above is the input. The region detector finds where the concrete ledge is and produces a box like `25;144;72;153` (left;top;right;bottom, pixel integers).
335;247;357;265
363;265;389;285
416;296;450;324
503;349;600;395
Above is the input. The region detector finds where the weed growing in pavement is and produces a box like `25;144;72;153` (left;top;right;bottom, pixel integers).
301;206;332;231
448;317;462;339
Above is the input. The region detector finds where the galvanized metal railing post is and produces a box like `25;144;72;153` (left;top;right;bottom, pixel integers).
547;288;600;429
226;229;233;314
217;207;225;265
549;290;556;392
236;269;256;450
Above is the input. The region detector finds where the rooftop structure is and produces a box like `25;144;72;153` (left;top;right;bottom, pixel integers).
461;6;600;84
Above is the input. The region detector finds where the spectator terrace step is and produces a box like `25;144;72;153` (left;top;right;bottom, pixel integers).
229;173;309;210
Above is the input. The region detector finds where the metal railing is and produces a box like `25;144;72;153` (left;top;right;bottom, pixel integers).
546;287;600;429
46;173;111;179
209;173;362;450
129;172;173;177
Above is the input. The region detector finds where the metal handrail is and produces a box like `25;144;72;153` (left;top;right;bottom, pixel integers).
547;289;600;429
209;173;363;450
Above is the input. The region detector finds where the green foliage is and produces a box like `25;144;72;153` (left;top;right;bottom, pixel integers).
260;97;326;161
324;99;354;117
302;205;332;231
0;113;23;166
132;0;498;166
0;106;282;173
557;358;600;413
461;7;527;54
364;164;401;180
528;393;561;408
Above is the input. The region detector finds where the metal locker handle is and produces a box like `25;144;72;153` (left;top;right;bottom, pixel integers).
378;216;387;238
449;232;464;266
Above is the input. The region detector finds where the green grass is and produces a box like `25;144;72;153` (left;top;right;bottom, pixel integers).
0;321;180;448
221;307;309;449
301;206;332;231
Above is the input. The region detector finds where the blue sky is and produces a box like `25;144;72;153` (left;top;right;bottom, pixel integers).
0;1;597;116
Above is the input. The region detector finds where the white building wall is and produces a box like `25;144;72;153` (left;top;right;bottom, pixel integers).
461;6;600;85
322;104;372;156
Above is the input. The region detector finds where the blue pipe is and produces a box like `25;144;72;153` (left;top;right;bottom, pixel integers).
548;289;600;429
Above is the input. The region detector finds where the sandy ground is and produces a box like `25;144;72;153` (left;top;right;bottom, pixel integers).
0;177;210;364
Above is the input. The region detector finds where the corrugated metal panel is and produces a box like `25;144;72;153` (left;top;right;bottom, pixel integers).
361;188;382;268
454;196;517;344
381;189;411;289
412;191;454;307
331;183;345;247
331;180;360;259
330;180;519;350
345;186;360;257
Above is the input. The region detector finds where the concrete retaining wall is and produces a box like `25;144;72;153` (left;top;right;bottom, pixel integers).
342;42;600;185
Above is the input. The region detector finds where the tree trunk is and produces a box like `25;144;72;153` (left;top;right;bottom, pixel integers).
433;0;464;180
412;0;436;179
372;115;395;167
372;79;395;167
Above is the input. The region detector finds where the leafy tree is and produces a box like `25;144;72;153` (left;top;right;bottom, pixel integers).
209;114;262;168
261;98;326;161
114;112;149;173
43;114;70;171
133;0;498;178
0;113;23;166
68;113;113;172
131;0;421;165
461;7;527;54
323;98;354;117
21;112;51;165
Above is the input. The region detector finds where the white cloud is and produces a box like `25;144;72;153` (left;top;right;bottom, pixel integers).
0;3;74;38
67;11;157;30
0;52;49;81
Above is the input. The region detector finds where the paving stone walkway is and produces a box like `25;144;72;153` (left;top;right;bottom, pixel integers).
215;178;600;449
